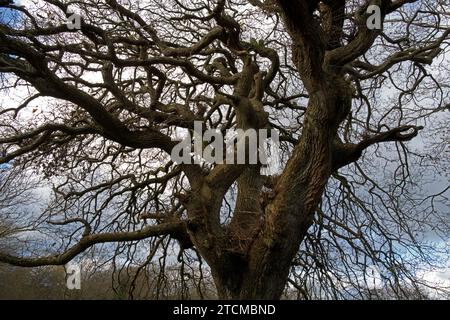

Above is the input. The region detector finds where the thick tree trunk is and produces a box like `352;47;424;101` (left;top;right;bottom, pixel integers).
186;81;352;299
183;0;354;296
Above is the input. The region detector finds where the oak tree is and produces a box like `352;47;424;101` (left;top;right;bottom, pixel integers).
0;0;449;299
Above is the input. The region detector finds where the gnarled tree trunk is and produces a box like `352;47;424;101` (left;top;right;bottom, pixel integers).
185;75;353;299
181;0;360;299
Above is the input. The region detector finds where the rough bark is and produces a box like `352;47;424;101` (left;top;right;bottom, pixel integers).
181;0;356;300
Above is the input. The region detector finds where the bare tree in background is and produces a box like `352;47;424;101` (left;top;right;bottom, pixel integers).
1;167;37;239
0;0;449;299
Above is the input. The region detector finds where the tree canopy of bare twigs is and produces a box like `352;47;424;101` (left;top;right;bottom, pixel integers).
0;0;449;299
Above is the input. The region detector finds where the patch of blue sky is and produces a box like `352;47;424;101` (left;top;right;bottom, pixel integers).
0;163;11;169
0;1;21;27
